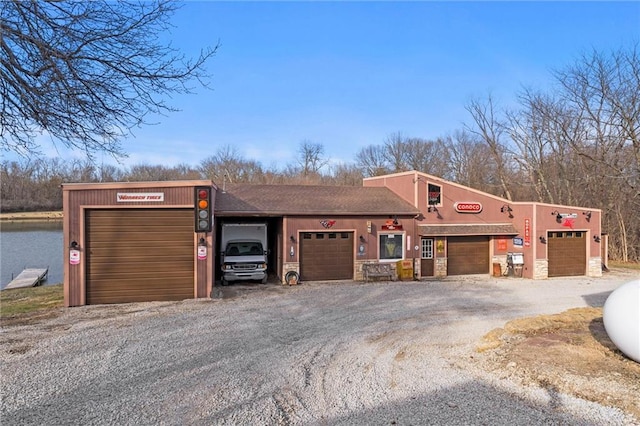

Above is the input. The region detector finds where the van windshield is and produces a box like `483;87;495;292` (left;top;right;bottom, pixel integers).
225;242;264;256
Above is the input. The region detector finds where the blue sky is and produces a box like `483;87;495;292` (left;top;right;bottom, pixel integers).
18;1;640;170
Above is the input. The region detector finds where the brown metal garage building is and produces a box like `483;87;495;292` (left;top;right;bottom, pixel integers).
62;181;215;307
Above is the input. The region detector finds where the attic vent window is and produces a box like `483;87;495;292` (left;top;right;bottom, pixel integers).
428;183;441;206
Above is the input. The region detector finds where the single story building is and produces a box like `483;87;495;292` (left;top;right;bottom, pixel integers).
62;180;216;306
364;171;604;280
62;170;604;306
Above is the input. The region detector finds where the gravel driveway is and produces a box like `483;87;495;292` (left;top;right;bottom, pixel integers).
1;271;638;425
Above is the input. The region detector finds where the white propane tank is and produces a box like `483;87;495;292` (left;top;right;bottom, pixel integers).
602;279;640;363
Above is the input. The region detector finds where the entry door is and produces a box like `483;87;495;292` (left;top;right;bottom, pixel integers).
421;238;434;277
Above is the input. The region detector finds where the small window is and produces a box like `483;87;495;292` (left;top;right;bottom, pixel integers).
328;233;336;239
566;232;573;238
428;183;442;206
421;239;433;259
555;232;564;238
303;233;312;239
575;231;583;238
316;233;324;239
379;233;404;261
341;233;349;239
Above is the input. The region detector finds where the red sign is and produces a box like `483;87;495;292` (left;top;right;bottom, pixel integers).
382;224;403;231
524;218;531;247
454;202;483;213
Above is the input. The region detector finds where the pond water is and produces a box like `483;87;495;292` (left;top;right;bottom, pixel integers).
1;222;63;289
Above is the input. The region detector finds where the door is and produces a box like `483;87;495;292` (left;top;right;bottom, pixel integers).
420;238;434;277
86;209;194;304
447;236;490;275
547;231;586;277
300;232;354;281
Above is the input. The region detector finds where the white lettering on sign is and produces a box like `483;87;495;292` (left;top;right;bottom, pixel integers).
454;202;483;213
117;192;165;202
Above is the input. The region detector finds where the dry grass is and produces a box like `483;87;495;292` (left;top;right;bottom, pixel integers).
476;307;640;420
608;260;640;271
0;211;63;221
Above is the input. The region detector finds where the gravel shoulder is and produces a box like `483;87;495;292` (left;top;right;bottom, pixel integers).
1;269;639;425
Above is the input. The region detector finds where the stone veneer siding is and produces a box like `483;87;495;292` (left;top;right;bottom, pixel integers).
588;257;603;277
534;259;548;280
435;258;447;278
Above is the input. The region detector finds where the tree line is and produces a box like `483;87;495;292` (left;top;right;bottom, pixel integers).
2;46;638;262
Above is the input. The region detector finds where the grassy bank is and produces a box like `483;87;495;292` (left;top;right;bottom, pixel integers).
609;261;640;271
0;211;63;222
0;284;63;318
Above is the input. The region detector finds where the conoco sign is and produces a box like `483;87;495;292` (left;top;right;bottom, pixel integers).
454;202;483;213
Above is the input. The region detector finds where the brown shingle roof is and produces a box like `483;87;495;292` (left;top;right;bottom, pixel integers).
216;184;420;216
419;224;519;236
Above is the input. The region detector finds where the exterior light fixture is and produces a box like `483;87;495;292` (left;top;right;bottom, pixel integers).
551;210;562;223
584;211;592;222
594;235;601;243
539;236;547;244
428;206;442;219
290;235;296;243
69;241;80;249
501;204;514;218
359;235;366;243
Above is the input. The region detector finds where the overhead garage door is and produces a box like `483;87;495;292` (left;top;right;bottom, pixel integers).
300;232;354;281
447;236;490;275
86;209;194;304
547;231;586;277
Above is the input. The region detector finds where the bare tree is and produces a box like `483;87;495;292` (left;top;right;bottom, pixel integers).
199;145;264;184
553;45;640;203
1;0;217;159
465;95;514;200
405;137;450;177
384;132;409;173
443;130;502;194
506;90;565;204
324;163;363;186
551;45;640;261
297;140;327;177
356;144;390;177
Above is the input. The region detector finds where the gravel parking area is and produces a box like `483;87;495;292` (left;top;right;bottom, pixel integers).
1;270;638;425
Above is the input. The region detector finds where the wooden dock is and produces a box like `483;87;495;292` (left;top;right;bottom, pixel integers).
4;268;48;290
